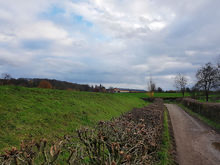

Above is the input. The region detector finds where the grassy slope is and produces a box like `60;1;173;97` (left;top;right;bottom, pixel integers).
0;86;148;152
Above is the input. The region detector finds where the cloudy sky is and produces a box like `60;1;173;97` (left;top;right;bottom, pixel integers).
0;0;219;90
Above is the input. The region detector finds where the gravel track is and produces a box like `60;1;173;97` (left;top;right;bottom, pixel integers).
165;104;220;165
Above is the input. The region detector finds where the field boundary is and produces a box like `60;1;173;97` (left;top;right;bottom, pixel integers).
180;98;220;123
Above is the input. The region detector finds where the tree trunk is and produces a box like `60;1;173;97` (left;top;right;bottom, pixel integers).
205;90;209;102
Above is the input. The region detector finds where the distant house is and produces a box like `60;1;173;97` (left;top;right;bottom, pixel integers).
113;88;146;93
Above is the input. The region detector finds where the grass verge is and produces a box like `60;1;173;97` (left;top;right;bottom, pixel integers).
157;109;173;165
178;104;220;131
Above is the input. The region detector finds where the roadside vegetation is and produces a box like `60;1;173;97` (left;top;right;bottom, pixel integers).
157;109;173;165
0;85;148;152
178;104;220;131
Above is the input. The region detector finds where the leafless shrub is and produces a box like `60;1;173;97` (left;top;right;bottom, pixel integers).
148;77;156;92
174;73;188;97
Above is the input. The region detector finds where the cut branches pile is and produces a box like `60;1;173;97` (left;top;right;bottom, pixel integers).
0;99;164;165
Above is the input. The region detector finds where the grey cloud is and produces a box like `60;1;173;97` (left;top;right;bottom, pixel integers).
0;0;220;90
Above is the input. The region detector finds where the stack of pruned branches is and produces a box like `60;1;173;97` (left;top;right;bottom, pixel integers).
0;99;164;165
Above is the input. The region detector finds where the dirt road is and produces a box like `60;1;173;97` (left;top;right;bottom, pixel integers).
165;104;220;165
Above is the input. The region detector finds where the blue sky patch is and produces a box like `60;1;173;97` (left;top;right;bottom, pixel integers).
21;39;52;50
73;14;93;27
39;5;65;21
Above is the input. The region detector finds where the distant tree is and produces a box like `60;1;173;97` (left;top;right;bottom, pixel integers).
38;80;52;89
186;87;191;93
147;77;156;98
217;55;220;68
108;87;114;93
147;77;156;92
195;62;220;101
89;85;94;92
217;55;220;91
99;84;106;92
189;86;200;99
174;73;188;97
165;90;176;93
93;85;99;92
157;87;163;92
28;80;33;87
1;73;12;85
217;56;220;92
1;73;12;80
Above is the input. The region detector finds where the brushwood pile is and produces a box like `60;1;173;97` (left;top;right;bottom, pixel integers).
0;99;164;165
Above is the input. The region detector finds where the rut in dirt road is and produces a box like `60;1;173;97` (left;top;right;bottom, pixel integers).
165;104;220;165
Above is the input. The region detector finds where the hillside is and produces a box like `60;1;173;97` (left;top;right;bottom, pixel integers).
0;86;148;152
0;78;93;91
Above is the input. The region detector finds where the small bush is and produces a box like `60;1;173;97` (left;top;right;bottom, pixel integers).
38;80;52;89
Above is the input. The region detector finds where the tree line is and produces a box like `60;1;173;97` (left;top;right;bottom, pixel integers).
147;57;220;102
0;76;107;92
175;59;219;101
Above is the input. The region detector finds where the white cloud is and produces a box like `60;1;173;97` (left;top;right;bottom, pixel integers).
149;21;167;31
66;0;175;39
18;21;68;40
0;0;220;89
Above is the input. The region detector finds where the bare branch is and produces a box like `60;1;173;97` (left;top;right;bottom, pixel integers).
174;73;188;97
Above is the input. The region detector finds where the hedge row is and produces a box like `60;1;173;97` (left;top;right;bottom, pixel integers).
180;98;220;123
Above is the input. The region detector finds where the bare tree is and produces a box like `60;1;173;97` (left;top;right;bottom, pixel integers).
108;87;114;93
157;87;163;92
174;73;187;97
1;73;11;80
195;62;220;101
217;55;220;68
217;56;220;91
148;77;156;92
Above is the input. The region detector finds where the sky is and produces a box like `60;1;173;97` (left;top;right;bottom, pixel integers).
0;0;220;90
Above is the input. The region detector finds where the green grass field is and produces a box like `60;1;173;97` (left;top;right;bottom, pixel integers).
0;86;149;152
115;92;189;98
198;94;220;103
